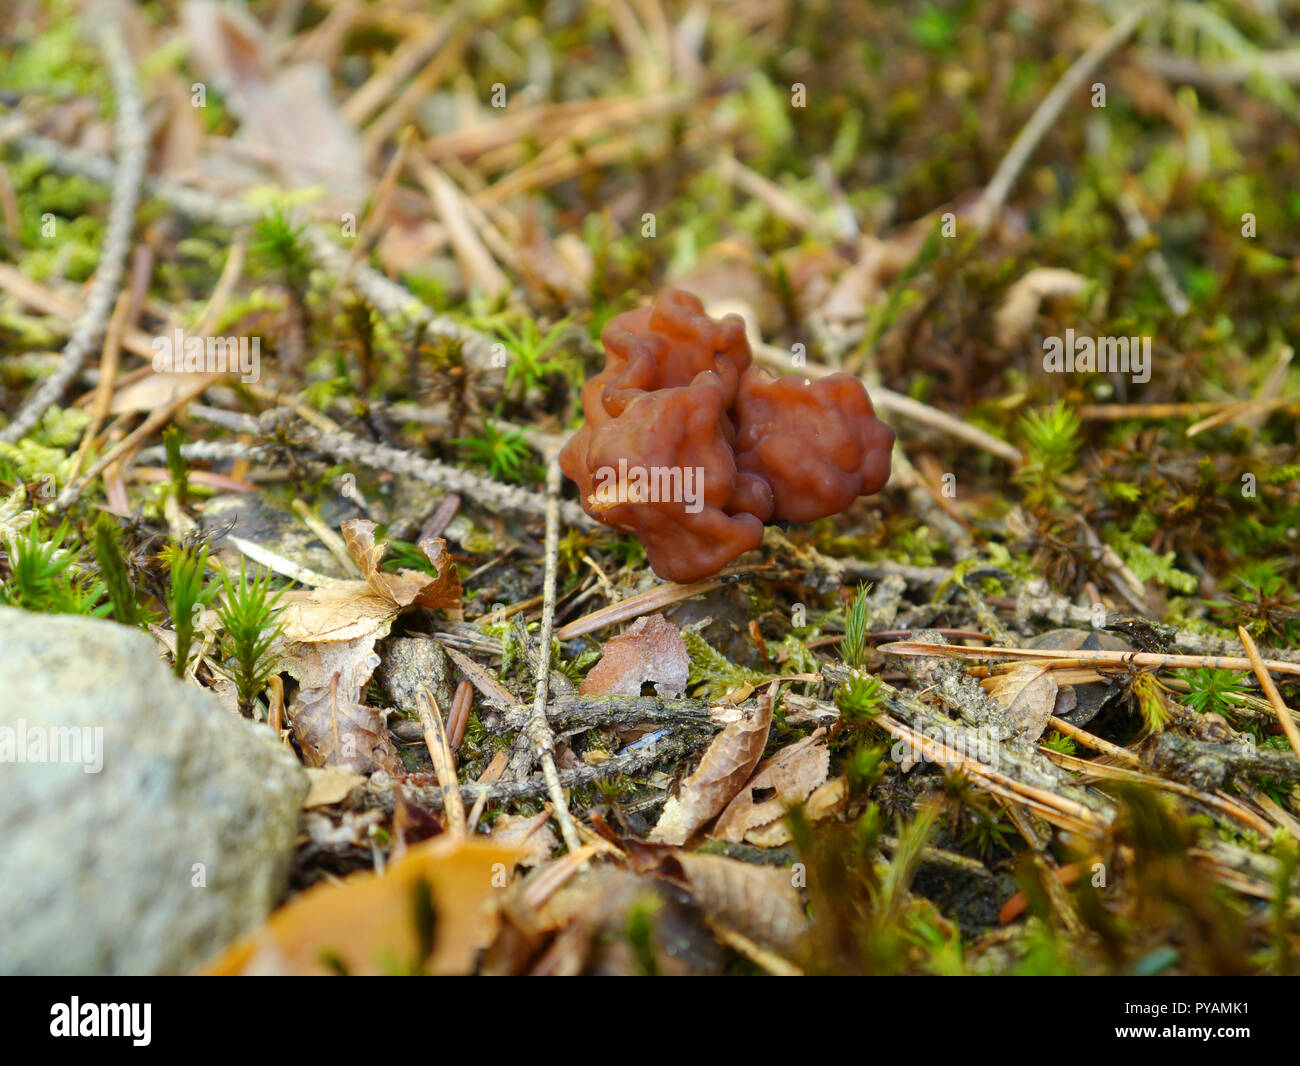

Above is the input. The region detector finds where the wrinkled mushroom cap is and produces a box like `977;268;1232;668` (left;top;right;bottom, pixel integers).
560;288;894;582
732;367;895;524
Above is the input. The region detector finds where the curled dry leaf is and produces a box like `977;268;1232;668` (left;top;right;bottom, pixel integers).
820;233;922;324
345;520;463;614
302;765;366;809
200;835;520;976
489;811;559;869
110;372;223;414
981;663;1059;744
712;728;830;845
672;852;809;954
578;613;690;698
285;641;400;773
993;267;1088;348
280;520;463;774
649;688;775;845
280;519;462;643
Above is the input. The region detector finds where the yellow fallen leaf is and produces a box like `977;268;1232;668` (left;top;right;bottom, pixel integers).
200;836;520;975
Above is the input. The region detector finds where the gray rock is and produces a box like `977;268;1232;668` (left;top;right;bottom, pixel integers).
0;607;307;975
376;635;454;715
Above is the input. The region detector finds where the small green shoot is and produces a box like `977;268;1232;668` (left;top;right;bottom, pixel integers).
214;559;285;715
166;540;211;679
840;582;872;669
455;415;534;483
836;672;885;722
163;425;189;506
1016;402;1081;510
1;516;106;616
1180;668;1251;716
1041;731;1077;755
91;513;151;626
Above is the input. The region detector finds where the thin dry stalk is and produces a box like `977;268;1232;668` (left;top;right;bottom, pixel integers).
1239;626;1300;761
525;457;582;853
554;565;761;641
880;640;1300;679
417;683;466;837
970;5;1150;234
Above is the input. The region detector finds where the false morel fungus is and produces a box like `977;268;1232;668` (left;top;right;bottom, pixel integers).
560;289;895;582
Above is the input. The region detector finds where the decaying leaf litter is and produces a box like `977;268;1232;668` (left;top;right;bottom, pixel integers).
2;1;1300;975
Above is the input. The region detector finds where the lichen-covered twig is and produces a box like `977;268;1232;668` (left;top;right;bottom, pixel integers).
823;658;1110;819
134;439;275;466
521;457;582;851
192;406;597;529
370;724;704;812
1;18;146;443
494;692;717;739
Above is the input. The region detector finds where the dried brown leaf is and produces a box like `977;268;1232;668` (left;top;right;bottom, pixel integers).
981;663;1059;743
649;689;775;845
804;776;849;820
302;765;366;809
343;519;463;613
280;586;403;644
579;614;690;698
110;372;223;414
490;811;559;869
673;852;809;954
712;728;831;845
993;267;1088;348
181;0;367;200
284;637;401;774
744;776;849;847
280;521;461;644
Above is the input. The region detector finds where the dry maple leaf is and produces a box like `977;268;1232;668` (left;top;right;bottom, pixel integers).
578;614;690;698
280;520;463;773
712;728;830;845
200;835;520;976
650;688;775;845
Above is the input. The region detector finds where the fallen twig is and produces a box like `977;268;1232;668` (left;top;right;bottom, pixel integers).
521;457;581;852
969;5;1150;234
1239;626;1300;761
880;639;1300;679
2;16;146;443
